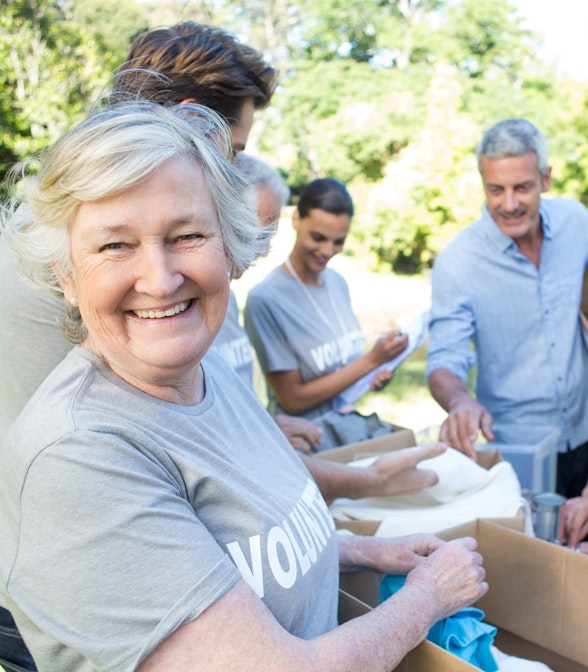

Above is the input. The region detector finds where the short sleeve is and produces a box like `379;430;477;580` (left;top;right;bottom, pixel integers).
244;292;299;373
9;431;239;671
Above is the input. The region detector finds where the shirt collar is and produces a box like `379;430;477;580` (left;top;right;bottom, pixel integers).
482;200;553;253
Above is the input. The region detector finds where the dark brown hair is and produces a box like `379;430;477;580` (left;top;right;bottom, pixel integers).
297;178;354;218
110;22;278;125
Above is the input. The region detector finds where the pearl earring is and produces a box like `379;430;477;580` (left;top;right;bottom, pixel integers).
69;296;77;306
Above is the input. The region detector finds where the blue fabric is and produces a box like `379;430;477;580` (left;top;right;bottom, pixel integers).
427;197;588;453
380;575;498;672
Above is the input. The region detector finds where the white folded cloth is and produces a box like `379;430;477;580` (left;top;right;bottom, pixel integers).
491;645;554;671
329;447;532;536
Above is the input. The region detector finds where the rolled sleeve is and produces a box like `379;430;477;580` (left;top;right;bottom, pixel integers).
426;253;476;382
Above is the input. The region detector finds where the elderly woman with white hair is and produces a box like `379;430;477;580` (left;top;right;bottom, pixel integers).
0;102;487;672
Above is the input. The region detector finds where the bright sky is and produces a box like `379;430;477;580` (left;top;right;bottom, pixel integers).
513;0;588;82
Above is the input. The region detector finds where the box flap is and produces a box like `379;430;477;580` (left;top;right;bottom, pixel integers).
471;520;588;665
316;428;416;463
338;588;479;671
436;517;524;541
340;572;382;608
341;520;588;669
335;520;381;536
474;450;502;470
395;640;480;672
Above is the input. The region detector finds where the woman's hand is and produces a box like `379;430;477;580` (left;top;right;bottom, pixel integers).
370;368;393;392
367;442;445;496
273;414;322;454
337;531;445;575
403;537;488;622
369;330;409;366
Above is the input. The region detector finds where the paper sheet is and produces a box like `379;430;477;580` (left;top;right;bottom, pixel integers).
339;310;429;406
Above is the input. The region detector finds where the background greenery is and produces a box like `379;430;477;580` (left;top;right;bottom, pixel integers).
2;0;588;274
0;3;579;667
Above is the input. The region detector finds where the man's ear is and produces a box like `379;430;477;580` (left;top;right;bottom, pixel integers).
541;166;552;193
291;209;301;232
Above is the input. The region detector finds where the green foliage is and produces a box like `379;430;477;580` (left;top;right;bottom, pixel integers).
262;59;430;186
356;61;483;273
0;0;148;180
439;0;534;81
2;0;588;273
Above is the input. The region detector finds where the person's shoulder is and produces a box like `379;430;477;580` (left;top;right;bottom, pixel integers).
246;265;288;302
5;348;97;462
435;215;483;263
542;197;588;239
543;196;588;218
323;266;347;286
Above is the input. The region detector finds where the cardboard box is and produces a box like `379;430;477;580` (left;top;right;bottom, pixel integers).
315;427;417;462
340;519;588;672
338;588;479;671
316;427;500;470
316;428;510;535
477;423;560;494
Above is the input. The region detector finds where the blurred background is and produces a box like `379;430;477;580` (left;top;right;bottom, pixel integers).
2;0;585;433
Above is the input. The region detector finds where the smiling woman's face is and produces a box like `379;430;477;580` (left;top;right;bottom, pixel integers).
58;156;231;398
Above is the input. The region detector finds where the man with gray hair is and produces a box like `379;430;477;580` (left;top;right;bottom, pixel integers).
427;118;588;498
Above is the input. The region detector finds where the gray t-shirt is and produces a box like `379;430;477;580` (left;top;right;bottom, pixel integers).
244;266;363;420
0;347;338;672
210;290;255;387
0;237;72;434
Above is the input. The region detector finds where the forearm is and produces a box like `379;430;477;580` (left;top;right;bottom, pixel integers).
138;578;433;672
307;584;433;671
271;354;384;415
337;533;442;574
428;368;472;412
300;455;379;502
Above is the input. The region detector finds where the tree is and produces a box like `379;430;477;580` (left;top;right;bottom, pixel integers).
362;62;482;273
0;0;148;180
261;58;430;186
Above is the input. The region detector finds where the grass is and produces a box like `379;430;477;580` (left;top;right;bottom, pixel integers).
355;343;446;436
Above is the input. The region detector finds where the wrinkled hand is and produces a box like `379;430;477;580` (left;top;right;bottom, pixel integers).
337;532;445;574
370;368;394;392
273;414;322;455
368;443;446;497
404;537;488;623
370;330;409;366
560;497;588;548
439;399;494;460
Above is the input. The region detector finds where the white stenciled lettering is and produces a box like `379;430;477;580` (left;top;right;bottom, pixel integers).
289;507;318;563
226;535;264;597
309;329;364;373
226;478;334;598
267;525;298;589
300;481;335;536
310;345;326;370
213;336;253;370
283;519;312;575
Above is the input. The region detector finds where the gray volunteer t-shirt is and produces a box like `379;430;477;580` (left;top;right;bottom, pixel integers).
210;290;255;387
0;236;72;434
244;266;363;420
0;347;338;672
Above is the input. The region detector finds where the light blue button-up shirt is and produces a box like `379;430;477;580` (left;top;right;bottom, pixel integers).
427;197;588;452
